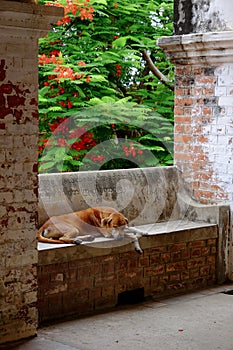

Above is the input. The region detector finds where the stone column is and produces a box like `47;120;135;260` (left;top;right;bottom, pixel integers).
0;1;62;344
158;1;233;211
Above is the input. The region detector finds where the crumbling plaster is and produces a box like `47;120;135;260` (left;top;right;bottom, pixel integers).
175;0;233;34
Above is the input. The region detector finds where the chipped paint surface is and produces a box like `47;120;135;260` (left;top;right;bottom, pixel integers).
0;1;63;345
175;0;233;34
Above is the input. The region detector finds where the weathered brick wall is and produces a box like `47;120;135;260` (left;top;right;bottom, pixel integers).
174;65;232;205
174;64;233;208
0;56;39;342
0;1;62;344
38;225;217;324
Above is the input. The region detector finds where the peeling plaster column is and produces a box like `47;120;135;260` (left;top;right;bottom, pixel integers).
159;0;233;211
0;1;62;344
158;32;233;210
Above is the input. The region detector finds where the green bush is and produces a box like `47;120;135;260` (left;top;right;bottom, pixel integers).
38;0;174;173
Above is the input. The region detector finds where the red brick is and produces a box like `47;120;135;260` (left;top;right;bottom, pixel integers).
181;271;189;280
95;274;117;286
148;246;166;254
128;259;138;270
187;257;206;269
174;107;184;115
203;87;214;95
200;266;210;276
102;285;115;298
174;90;184;97
166;261;187;272
174;116;191;124
69;259;90;268
202;247;210;256
90;287;102;299
174;124;184;133
118;269;143;281
144;265;164;276
174;153;193;161
161;253;171;263
172;251;182;261
207;239;216;246
189;240;206;248
189;268;199;278
175;135;192;143
139;257;149;267
207;256;216;265
191;248;202;257
169;243;186;252
102;262;115;275
175;97;193;106
196;76;216;85
182;250;190;259
77;265;93;278
159;275;169;284
193;67;203;75
150;254;161;265
169;273;181;282
211;246;217;255
192;87;203;95
167;282;186;291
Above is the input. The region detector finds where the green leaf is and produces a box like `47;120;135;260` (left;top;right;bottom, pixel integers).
112;36;129;48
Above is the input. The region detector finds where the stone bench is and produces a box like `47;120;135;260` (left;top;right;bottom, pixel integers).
37;166;231;324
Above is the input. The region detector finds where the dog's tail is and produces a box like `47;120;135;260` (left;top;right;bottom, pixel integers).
38;226;64;244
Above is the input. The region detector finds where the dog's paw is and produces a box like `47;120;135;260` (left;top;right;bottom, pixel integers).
135;247;143;255
86;235;95;242
141;232;149;236
73;238;82;245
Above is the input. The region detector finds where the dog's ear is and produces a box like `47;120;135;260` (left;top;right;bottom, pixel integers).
101;216;113;227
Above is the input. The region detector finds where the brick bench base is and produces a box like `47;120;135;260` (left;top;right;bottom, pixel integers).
38;220;218;324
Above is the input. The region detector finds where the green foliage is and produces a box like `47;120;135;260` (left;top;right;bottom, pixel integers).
38;0;174;173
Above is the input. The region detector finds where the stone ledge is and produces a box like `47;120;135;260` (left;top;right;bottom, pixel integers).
0;0;63;36
38;220;218;264
158;31;233;65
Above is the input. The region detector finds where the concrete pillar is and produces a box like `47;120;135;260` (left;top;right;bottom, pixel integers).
0;1;62;344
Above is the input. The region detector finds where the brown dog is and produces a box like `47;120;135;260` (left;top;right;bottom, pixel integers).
38;207;129;245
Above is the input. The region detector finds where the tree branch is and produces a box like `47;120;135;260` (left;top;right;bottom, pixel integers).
142;49;174;91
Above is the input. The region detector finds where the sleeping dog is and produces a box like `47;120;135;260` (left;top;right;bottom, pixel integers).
38;206;145;253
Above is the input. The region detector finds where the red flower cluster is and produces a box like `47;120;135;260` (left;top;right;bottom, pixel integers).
116;64;122;77
39;53;62;66
122;143;143;157
50;117;70;134
71;131;96;151
78;61;86;66
48;118;97;153
87;154;106;163
47;0;94;26
53;66;84;81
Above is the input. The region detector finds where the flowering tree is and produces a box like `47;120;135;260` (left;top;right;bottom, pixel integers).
38;0;174;172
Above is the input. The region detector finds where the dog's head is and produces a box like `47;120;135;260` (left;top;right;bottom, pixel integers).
101;212;128;240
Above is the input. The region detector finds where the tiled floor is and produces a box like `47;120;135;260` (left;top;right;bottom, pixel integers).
5;283;233;350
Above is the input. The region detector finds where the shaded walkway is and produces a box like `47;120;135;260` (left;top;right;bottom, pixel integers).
9;283;233;350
